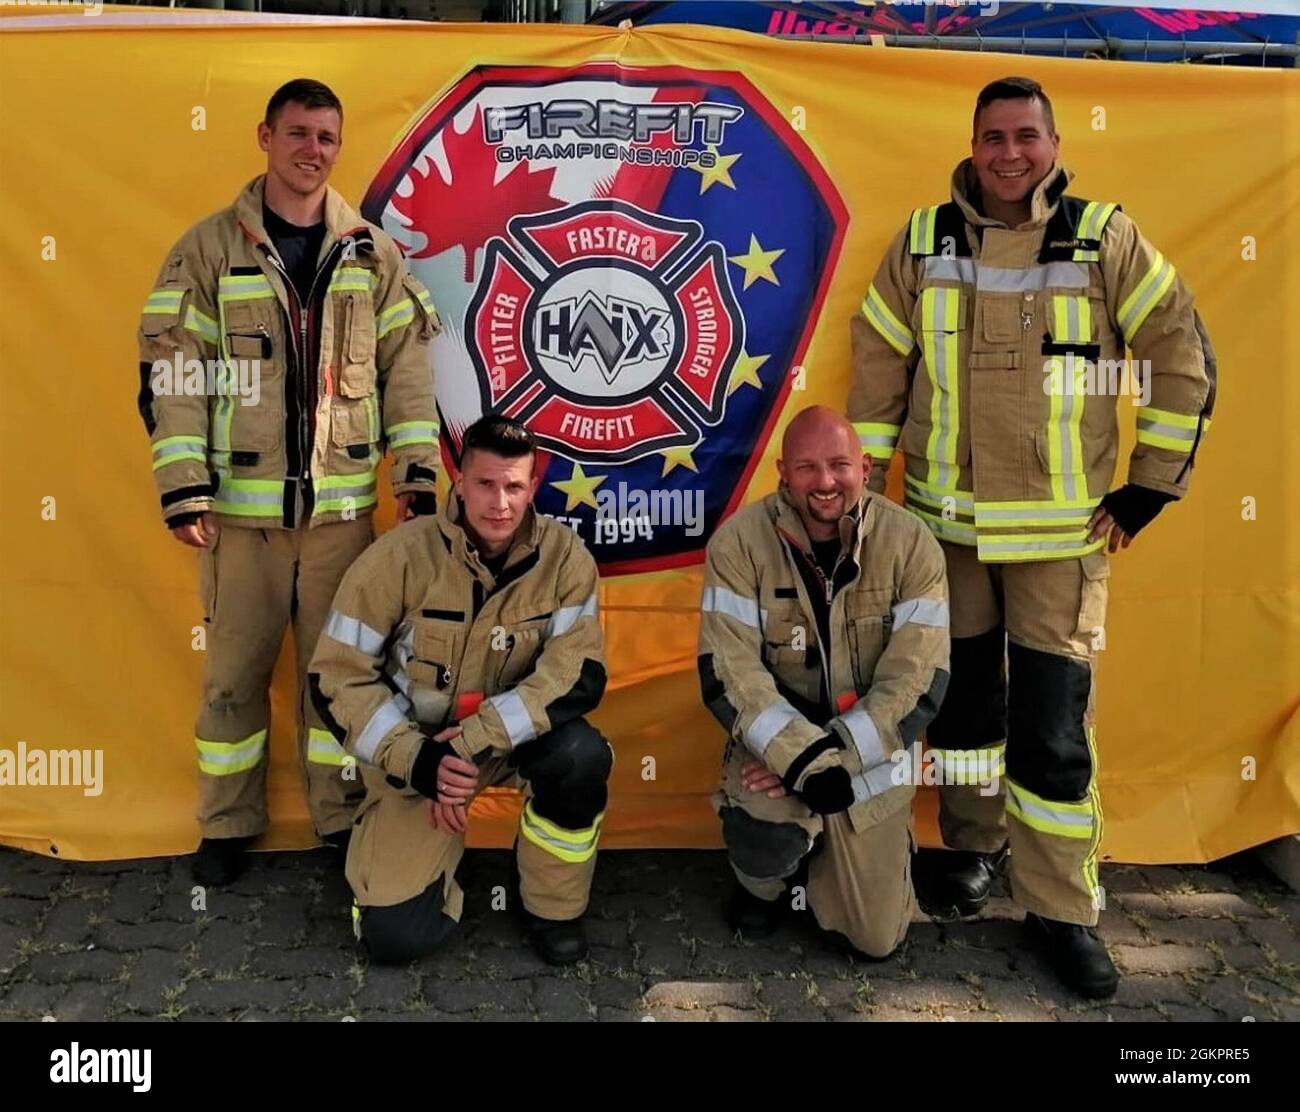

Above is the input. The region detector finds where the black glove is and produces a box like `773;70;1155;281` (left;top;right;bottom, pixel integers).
165;510;205;530
408;738;458;800
797;766;855;815
406;490;438;518
1098;483;1176;538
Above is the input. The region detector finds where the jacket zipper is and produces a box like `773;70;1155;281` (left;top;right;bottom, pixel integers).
263;238;348;526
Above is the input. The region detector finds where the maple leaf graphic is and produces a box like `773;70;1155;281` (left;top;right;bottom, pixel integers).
393;105;561;282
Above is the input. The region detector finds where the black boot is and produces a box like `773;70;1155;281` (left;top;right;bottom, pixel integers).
726;883;782;938
914;845;1008;920
1025;912;1119;999
191;835;255;886
523;912;589;966
322;828;352;857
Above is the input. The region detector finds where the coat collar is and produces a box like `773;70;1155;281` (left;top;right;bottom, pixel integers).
770;485;874;557
436;494;542;578
950;157;1073;231
231;175;370;254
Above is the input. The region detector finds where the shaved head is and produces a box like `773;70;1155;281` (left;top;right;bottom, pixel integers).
777;406;871;541
782;406;858;460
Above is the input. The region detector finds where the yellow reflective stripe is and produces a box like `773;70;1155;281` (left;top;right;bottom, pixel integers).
328;267;376;294
919;286;961;490
853;420;901;460
143;289;184;314
904;473;974;513
184;305;219;344
196;729;267;776
974;497;1098;528
1005;777;1095;839
1137;407;1198;429
351;901;362;941
152;435;208;471
519;800;602;864
415;287;437;313
385;420;440;448
930;746;1005;785
212;477;284;518
909;205;939;254
307;728;355;767
1117;252;1177;343
313;470;378;515
376;298;416;340
366;394;380;444
217;274;276;303
1044;296;1091;504
977;532;1105;562
861;285;915;356
1072;201;1117;262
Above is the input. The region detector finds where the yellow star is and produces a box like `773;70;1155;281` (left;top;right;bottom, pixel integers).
728;234;784;290
692;145;741;194
659;444;700;477
726;349;770;397
550;462;607;511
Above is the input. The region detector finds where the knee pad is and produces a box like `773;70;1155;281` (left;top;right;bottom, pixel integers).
357;879;456;965
721;806;811;883
928;626;1007;748
521;718;612;830
1007;642;1092;800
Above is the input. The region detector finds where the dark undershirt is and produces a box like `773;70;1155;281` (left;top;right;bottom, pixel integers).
810;537;841;580
480;550;509;580
263;203;326;304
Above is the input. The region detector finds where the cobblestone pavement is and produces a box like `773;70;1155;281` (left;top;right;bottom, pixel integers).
1;847;1296;1022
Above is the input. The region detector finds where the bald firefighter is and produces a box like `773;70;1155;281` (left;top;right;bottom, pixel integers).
699;407;950;958
849;77;1216;996
308;416;611;965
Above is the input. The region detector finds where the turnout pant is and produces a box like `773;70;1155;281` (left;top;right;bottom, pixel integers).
194;518;373;840
927;541;1109;925
715;741;915;959
349;717;613;965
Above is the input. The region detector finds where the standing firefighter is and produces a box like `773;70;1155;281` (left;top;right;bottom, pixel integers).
137;80;441;885
849;77;1216;996
698;407;950;958
309;416;612;965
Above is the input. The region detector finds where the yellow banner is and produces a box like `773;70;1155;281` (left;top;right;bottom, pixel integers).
0;12;1296;862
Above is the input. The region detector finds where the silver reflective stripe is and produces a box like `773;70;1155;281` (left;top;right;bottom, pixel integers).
355;695;411;763
922;257;977;285
547;593;598;638
980;537;1095;555
219;486;282;507
839;705;885;770
977;261;1089;292
488;689;535;748
318;480;376;501
1136;418;1196;441
852;742;916;803
745;700;801;756
924;288;958;489
324;610;386;656
386;626;415;694
976;505;1094;523
891;597;949;631
1007;781;1094;832
701;586;765;631
922;258;1087;291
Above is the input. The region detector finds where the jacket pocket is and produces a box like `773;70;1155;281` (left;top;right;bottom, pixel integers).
227;401;282;453
198;529;222;623
330;395;375;449
339;293;377;398
491;618;548;691
977;294;1024;345
1073;550;1110;651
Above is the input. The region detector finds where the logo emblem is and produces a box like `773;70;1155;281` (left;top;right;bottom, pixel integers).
364;63;847;572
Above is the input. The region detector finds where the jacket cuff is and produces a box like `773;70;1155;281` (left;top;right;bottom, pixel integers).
391;460;438;497
454;712;500;760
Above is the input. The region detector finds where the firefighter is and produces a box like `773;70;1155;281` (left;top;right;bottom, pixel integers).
698;406;950;958
849;76;1216;996
308;415;611;966
137;79;442;885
